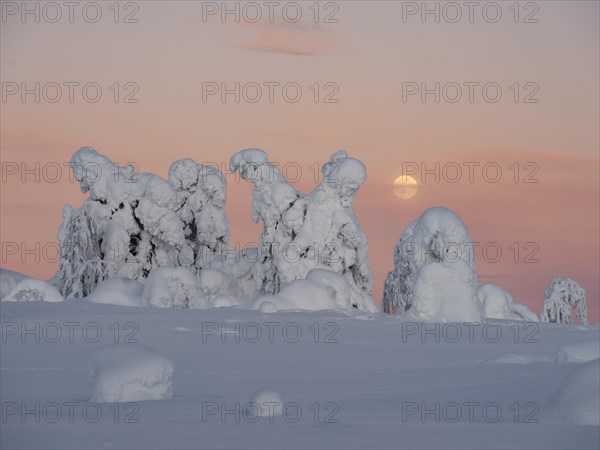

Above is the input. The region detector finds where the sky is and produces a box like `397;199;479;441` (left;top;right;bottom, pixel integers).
1;0;598;322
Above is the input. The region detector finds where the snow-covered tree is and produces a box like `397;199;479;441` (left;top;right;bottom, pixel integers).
168;159;230;273
382;225;416;314
54;202;114;298
56;147;254;303
279;150;374;305
383;207;481;322
229;148;304;296
541;278;588;325
55;147;192;297
230;149;374;309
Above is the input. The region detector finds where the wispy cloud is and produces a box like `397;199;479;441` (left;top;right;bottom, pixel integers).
191;8;338;56
233;21;337;56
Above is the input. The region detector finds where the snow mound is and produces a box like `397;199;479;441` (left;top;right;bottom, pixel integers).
85;344;174;403
408;259;481;323
0;268;28;300
212;294;237;308
246;388;283;419
259;301;278;313
547;358;600;425
477;283;539;321
384;206;481;322
207;247;259;302
196;268;240;307
142;267;204;308
1;278;64;302
86;277;145;307
251;269;376;312
483;353;555;364
557;341;600;364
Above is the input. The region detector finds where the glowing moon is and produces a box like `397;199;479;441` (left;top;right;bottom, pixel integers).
393;175;418;200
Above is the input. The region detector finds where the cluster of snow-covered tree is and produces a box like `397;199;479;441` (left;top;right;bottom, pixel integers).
44;147;375;312
0;146;589;323
382;206;588;324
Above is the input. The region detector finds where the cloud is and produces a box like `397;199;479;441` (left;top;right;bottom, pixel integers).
192;7;338;56
230;20;338;56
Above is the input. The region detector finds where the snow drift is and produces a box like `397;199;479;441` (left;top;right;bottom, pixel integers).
1;278;64;303
0;268;28;300
556;341;600;364
142;267;203;309
85;344;174;403
246;388;284;420
251;268;377;312
85;277;145;307
477;282;538;321
547;358;600;425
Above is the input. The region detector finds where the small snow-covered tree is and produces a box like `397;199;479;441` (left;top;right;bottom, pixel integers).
541;278;588;325
383;224;416;314
55;202;113;298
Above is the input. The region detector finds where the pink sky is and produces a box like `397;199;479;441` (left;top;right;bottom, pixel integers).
1;1;598;322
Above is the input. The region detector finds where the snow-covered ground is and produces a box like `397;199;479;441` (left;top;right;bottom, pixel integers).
1;300;598;449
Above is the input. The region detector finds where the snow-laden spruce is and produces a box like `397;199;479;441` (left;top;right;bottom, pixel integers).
168;159;230;273
55;148;182;297
230;149;374;309
229;148;304;296
280;150;374;300
541;277;588;325
477;282;538;321
55;147;235;299
383;206;481;322
382;225;415;315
